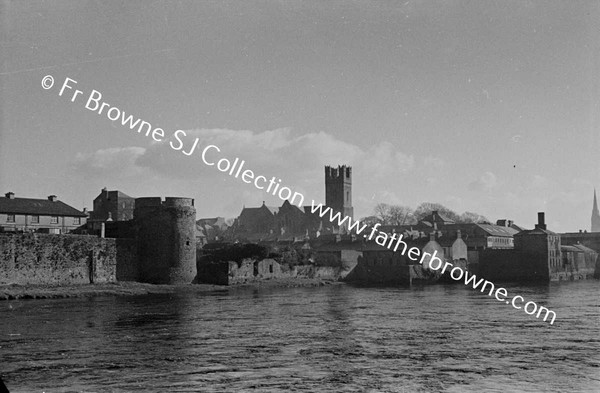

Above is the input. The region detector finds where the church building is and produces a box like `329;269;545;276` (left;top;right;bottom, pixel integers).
230;165;354;241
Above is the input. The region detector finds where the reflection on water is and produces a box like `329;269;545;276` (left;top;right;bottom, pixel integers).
1;281;599;392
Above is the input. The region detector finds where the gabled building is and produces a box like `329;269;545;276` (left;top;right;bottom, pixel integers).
0;192;87;234
90;187;135;222
513;212;561;278
236;202;279;237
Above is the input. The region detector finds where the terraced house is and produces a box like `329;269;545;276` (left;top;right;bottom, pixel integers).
0;192;87;234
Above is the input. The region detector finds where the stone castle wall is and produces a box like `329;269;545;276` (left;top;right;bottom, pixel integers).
0;233;137;285
134;197;196;284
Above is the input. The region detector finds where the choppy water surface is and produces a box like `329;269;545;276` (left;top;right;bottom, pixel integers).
1;281;599;392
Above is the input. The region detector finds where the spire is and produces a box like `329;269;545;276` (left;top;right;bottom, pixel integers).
592;189;600;232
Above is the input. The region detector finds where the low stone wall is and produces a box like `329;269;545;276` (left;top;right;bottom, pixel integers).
0;233;137;285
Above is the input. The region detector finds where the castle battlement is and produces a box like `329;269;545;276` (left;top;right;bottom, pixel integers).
325;165;352;180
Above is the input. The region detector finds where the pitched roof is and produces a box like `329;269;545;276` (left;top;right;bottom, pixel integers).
476;224;520;237
561;245;579;252
0;197;86;217
265;206;280;214
420;211;455;225
514;226;557;236
571;244;597;253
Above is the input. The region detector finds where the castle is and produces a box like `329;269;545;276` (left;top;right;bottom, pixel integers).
0;195;198;286
229;165;354;241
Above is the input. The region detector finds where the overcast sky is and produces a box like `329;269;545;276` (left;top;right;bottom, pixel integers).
1;1;599;232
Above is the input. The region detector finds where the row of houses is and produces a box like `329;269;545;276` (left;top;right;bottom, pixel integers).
0;192;87;234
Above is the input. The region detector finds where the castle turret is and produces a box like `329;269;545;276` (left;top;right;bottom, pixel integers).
134;197;196;284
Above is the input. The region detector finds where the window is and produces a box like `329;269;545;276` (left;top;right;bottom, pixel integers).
31;215;39;224
50;216;59;224
6;214;15;223
73;217;80;225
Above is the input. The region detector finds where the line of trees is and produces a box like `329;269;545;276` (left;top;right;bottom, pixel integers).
361;202;490;226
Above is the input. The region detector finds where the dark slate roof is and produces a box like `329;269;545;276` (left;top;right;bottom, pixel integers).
514;226;557;236
420;211;455;225
0;197;86;217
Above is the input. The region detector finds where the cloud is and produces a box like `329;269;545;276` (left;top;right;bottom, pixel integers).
128;128;416;186
70;128;423;218
468;171;498;192
72;146;146;176
423;156;445;169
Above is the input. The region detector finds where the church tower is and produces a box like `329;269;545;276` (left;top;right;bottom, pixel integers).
325;165;353;230
592;189;600;232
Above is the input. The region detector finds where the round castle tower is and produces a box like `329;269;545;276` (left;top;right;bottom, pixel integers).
134;197;196;284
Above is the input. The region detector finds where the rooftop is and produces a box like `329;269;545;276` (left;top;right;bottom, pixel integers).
0;193;86;217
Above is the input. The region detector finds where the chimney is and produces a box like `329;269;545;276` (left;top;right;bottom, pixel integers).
536;212;546;230
496;219;506;226
5;192;14;199
429;232;436;241
48;195;57;202
457;230;462;239
102;187;108;198
508;220;513;227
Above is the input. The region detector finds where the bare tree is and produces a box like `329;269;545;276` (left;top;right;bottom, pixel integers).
459;211;489;224
373;203;416;225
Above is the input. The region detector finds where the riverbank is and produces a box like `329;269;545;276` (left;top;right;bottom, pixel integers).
0;278;342;300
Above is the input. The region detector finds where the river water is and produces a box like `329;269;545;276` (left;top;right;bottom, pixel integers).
1;281;599;392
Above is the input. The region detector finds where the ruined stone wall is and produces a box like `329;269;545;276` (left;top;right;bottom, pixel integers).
550;251;597;281
0;233;136;285
196;257;342;285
